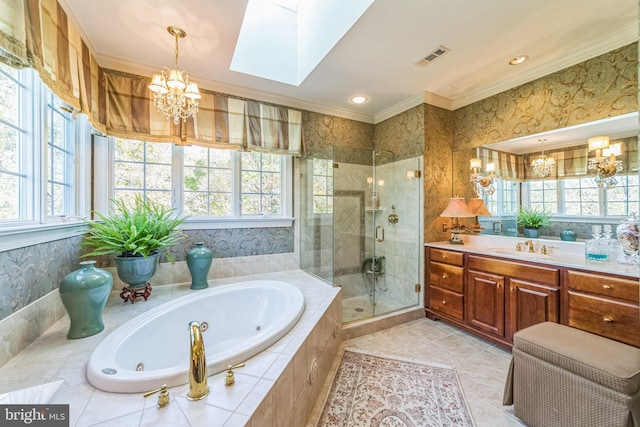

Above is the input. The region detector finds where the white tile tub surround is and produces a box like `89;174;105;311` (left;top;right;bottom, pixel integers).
0;270;341;427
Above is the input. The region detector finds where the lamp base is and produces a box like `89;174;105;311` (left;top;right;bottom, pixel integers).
448;230;465;245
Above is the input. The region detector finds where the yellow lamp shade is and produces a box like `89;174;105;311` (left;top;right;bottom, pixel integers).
166;69;186;89
439;198;474;218
467;198;492;217
149;74;168;94
185;82;201;99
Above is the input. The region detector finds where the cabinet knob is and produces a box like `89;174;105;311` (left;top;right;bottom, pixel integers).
602;284;613;290
496;283;501;289
510;286;514;292
603;317;613;323
442;300;447;305
442;274;448;279
442;255;448;260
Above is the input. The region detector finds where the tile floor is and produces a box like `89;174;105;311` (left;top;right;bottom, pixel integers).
308;317;527;427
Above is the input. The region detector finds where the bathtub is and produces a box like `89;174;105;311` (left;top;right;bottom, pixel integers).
87;280;305;393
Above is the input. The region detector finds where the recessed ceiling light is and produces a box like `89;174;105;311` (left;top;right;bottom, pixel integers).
351;96;367;104
509;55;529;65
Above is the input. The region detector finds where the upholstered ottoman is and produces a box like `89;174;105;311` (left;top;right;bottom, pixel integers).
503;322;640;427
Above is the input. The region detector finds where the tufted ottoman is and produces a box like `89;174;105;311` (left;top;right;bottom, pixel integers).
503;322;640;427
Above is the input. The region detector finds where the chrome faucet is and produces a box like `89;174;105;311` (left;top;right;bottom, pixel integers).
523;240;535;253
187;321;209;401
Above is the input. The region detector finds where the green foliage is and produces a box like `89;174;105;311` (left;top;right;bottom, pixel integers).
82;196;186;260
517;207;551;229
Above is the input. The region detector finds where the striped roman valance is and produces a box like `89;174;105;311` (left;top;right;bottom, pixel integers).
0;0;304;154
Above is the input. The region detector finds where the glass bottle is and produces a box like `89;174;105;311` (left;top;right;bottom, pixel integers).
585;225;609;262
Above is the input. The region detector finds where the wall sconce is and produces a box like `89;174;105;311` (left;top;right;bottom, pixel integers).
367;177;373;186
439;197;475;244
587;136;623;188
531;139;555;178
469;158;497;196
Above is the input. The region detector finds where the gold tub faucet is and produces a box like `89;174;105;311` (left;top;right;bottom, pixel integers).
187;321;209;401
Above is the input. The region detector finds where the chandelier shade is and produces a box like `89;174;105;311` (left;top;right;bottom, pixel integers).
148;26;201;124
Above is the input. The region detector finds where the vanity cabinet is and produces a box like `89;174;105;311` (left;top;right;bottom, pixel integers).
566;270;640;347
427;248;465;321
467;255;559;344
426;246;640;348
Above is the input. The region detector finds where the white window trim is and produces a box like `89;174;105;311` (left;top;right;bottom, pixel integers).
93;137;294;229
0;70;91;251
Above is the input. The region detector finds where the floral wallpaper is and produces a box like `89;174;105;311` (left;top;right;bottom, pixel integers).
453;43;638;151
0;237;82;321
374;104;424;163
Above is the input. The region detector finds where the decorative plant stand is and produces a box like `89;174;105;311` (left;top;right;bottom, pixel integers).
120;283;152;304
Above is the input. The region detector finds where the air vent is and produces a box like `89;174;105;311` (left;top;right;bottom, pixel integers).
415;45;451;68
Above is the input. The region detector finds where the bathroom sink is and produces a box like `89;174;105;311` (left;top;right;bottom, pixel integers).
0;380;63;404
486;247;554;260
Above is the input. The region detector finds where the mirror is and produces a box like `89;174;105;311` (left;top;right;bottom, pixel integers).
461;112;639;239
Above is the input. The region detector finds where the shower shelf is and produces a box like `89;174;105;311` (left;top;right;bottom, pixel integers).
365;208;384;212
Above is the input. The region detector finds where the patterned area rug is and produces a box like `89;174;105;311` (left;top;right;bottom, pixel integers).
318;349;475;427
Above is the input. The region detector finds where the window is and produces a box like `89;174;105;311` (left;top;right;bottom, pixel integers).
484;179;518;217
311;158;333;214
108;138;292;226
528;180;558;214
46;90;75;216
0;63;27;221
524;174;639;218
183;146;232;216
0;65;86;229
114;138;172;208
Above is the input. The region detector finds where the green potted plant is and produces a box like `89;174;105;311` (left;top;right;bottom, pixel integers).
517;207;551;238
82;197;186;289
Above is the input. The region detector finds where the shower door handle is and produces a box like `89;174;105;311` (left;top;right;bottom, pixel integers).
376;226;384;242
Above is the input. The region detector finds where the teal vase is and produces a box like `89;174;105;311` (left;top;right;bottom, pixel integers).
59;261;113;339
187;242;213;290
560;229;577;241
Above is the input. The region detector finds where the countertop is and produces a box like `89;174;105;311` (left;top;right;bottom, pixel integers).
426;234;639;279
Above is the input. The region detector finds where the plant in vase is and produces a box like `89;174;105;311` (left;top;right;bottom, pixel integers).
517;207;551;238
82;196;186;302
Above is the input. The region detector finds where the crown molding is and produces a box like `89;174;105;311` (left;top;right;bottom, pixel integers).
449;24;638;110
373;93;425;124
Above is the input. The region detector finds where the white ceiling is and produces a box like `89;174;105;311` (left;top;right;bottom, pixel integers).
60;0;638;124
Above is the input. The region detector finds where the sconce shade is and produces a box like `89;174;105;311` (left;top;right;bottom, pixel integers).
486;162;495;172
467;198;492;217
603;143;622;157
470;158;482;169
439;197;474;218
588;136;610;151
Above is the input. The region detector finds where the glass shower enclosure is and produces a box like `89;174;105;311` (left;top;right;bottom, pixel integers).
301;148;423;323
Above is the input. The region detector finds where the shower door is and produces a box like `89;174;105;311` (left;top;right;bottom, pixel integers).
335;151;423;323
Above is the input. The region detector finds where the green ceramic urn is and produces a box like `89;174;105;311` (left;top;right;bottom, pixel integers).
59;261;113;339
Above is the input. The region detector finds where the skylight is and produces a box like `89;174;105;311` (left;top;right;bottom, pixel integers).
231;0;375;86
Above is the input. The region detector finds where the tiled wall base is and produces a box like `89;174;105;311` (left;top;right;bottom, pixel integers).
0;290;66;367
341;306;425;341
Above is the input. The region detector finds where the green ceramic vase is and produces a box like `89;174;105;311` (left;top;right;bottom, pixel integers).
59;261;113;339
187;242;213;290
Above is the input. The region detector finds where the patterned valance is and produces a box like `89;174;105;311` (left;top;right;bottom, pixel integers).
0;0;304;154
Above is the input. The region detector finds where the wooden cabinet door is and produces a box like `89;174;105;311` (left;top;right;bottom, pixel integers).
466;270;505;337
507;279;559;342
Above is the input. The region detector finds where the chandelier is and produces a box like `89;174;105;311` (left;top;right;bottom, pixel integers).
149;26;201;124
587;136;623;188
469;158;497;196
531;139;555;178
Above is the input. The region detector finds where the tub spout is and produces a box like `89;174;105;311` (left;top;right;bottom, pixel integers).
186;321;209;401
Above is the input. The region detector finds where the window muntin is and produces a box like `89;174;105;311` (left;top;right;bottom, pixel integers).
114;138;172;209
311;158;333;214
524;174;638;218
112;138;290;221
46;90;74;217
183;145;232;216
241;151;282;215
0;63;26;221
484;179;518;217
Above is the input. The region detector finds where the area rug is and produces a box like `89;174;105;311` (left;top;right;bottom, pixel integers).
318;349;475;427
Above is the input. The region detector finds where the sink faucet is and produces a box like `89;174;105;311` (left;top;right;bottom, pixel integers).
187;321;209;401
523;240;535;253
